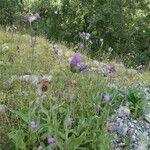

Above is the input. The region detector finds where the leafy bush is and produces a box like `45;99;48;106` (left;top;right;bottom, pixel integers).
0;0;19;25
30;0;149;67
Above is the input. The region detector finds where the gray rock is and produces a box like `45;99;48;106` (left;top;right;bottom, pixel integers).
110;106;150;150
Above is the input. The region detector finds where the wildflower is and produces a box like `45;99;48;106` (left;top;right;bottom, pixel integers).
37;76;52;96
48;137;56;145
71;54;82;64
67;118;75;129
85;32;91;40
79;64;88;72
30;121;37;129
102;93;110;101
106;65;113;71
80;32;91;40
108;122;118;132
37;80;49;96
106;66;116;74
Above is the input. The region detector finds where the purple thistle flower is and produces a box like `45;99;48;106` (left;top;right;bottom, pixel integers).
106;65;113;71
102;94;110;101
85;32;91;40
30;121;37;129
71;54;82;64
48;137;56;144
79;64;88;72
108;123;118;132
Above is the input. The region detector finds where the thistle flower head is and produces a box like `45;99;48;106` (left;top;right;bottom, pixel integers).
30;121;37;129
106;65;113;71
71;54;82;64
108;122;118;132
80;32;91;40
48;137;56;144
102;93;110;101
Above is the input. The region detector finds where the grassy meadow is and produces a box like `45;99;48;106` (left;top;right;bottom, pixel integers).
0;28;150;150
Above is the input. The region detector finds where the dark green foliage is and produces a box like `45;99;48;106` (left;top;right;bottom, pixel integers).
0;0;20;25
30;0;149;67
0;0;149;66
126;85;147;118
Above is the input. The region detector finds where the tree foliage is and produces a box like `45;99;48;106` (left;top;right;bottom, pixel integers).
0;0;149;67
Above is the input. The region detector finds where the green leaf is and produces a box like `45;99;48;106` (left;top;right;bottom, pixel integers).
8;130;26;150
9;109;28;123
68;135;85;150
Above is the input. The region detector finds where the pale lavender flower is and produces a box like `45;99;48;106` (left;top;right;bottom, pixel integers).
106;65;113;71
48;137;56;144
71;54;82;64
30;121;37;129
102;94;110;101
108;123;118;132
80;32;91;40
79;64;88;72
85;32;91;40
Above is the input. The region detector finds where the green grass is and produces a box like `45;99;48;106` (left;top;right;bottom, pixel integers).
0;29;150;150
